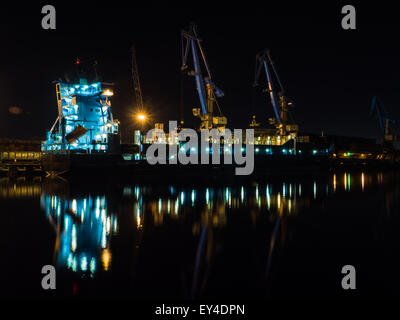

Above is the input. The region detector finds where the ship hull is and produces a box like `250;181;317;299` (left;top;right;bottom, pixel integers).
41;152;330;178
41;150;399;180
41;153;124;174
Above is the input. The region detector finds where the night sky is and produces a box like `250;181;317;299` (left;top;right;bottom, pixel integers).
1;2;399;142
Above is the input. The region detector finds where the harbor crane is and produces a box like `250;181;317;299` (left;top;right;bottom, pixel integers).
370;96;397;142
131;45;145;111
253;49;297;135
181;23;227;130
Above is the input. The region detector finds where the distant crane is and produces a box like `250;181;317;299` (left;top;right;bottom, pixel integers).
131;45;144;111
370;96;397;141
181;23;227;130
253;49;297;135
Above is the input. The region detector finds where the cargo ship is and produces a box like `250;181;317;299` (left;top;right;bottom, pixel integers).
40;24;399;177
40;75;398;178
41;78;124;173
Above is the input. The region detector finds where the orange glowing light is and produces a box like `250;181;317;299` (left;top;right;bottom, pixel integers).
102;89;113;97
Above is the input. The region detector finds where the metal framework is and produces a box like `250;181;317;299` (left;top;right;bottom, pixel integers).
131;45;144;111
42;79;119;153
370;96;397;139
181;23;226;130
254;49;297;135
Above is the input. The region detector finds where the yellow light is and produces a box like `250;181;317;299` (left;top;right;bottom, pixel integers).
361;172;365;191
103;89;113;96
333;173;337;192
277;192;281;209
137;114;146;121
102;249;111;271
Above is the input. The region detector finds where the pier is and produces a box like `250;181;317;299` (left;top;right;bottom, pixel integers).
0;139;42;176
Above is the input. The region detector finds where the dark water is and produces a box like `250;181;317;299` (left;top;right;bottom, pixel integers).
1;170;400;299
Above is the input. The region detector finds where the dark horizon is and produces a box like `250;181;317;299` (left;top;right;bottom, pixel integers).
1;3;399;142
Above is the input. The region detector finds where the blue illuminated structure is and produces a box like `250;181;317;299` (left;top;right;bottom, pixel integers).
42;78;120;153
41;192;117;276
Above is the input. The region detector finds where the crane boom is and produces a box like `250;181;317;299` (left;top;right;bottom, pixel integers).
253;49;296;135
131;45;144;110
181;23;226;130
370;96;396;137
189;37;208;115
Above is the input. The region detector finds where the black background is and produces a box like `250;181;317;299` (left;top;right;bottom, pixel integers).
1;2;399;142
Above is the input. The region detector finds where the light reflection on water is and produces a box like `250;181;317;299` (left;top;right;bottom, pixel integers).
0;171;379;200
40;192;117;277
1;170;399;298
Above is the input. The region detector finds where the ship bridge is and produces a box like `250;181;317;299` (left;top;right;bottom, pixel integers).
42;79;120;154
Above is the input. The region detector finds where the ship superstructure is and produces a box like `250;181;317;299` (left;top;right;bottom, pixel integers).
42;79;120;154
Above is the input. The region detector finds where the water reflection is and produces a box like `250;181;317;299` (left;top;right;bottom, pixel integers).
1;170;398;297
0;177;42;198
40;186;118;277
147;182;311;226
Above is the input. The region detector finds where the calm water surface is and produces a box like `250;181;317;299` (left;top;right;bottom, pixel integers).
1;171;400;299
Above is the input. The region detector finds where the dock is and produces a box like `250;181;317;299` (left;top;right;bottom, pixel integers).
0;139;42;176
